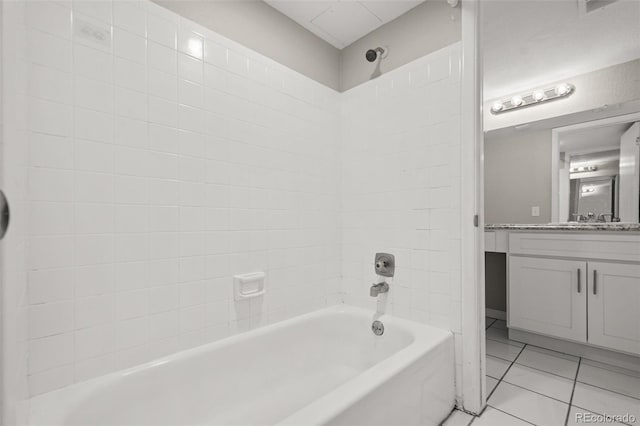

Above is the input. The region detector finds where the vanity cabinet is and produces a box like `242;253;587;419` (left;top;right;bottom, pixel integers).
588;262;640;355
508;257;587;343
507;232;640;356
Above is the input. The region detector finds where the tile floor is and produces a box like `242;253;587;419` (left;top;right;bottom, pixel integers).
442;317;640;426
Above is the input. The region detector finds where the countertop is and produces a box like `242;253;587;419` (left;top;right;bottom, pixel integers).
484;223;640;232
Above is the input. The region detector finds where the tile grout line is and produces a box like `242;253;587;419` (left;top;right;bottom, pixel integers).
489;343;527;401
565;357;582;426
577;359;640;378
485;405;537;426
485;318;497;330
487;335;579;423
484;319;639;425
485;319;525;402
524;342;583;361
497;372;574;405
486;335;525;348
469;318;502;425
509;357;580;382
573;380;640;402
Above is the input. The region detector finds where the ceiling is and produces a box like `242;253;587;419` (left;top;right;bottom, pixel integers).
264;0;425;49
482;0;640;100
560;122;632;155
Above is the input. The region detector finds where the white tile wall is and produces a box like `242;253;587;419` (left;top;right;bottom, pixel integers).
19;0;341;396
5;0;466;406
340;43;464;398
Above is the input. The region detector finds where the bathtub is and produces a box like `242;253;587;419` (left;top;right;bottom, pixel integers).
29;305;455;426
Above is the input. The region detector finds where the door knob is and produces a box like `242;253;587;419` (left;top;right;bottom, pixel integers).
0;190;8;240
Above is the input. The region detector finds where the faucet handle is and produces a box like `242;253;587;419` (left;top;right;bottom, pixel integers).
374;253;395;277
370;285;378;297
370;281;390;297
597;213;615;223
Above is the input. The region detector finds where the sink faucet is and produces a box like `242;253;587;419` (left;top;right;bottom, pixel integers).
370;281;389;297
597;213;620;223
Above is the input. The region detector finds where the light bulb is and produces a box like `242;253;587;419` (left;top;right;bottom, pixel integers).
533;91;545;101
511;96;524;107
491;102;504;112
555;83;570;96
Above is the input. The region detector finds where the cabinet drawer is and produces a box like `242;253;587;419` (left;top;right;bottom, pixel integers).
509;232;640;262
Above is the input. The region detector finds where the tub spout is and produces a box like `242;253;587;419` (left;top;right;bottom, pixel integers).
370;282;389;297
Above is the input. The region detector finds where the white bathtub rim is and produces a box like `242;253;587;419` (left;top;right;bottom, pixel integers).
278;331;454;426
28;304;453;426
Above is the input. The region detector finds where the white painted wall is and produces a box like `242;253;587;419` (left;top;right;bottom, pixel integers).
340;43;465;401
484;129;552;224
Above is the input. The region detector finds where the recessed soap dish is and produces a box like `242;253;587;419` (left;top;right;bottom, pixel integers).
233;272;266;301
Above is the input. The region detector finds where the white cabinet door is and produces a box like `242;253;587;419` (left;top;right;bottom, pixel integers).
509;256;587;342
588;262;640;355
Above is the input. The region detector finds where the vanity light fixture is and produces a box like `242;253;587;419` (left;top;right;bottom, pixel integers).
510;95;524;107
491;83;575;114
581;187;596;194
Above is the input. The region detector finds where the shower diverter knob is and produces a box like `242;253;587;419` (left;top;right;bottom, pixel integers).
374;253;395;277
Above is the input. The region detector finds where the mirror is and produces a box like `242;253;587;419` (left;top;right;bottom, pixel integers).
554;117;640;223
482;0;640;225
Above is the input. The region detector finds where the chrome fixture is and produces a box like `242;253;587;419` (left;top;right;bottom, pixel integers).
370;281;390;297
371;320;385;336
365;47;385;62
375;253;395;277
572;165;598;173
0;190;8;240
490;83;575;114
597;213;620;223
571;212;620;223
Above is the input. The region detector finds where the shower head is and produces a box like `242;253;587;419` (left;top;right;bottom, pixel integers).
366;47;385;62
